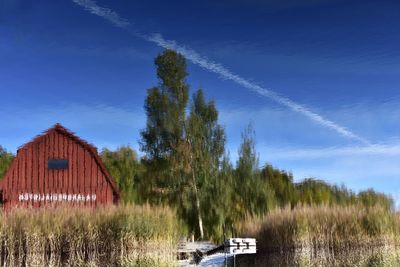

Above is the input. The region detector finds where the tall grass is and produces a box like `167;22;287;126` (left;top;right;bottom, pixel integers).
239;205;400;253
0;204;181;266
237;246;400;267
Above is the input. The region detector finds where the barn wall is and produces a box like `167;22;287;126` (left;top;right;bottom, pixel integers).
2;131;117;209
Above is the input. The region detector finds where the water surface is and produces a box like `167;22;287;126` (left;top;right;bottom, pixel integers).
4;247;400;266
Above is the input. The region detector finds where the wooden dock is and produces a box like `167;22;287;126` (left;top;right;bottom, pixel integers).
177;225;256;264
177;237;256;263
178;240;216;254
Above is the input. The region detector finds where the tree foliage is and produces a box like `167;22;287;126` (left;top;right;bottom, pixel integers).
140;49;226;238
358;188;393;211
137;49;394;239
0;145;13;180
140;49;190;204
186;89;226;238
0;49;393;242
232;125;276;221
261;164;297;207
100;146;143;203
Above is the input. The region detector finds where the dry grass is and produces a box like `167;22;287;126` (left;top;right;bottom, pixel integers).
237;246;400;267
0;204;180;266
239;205;400;253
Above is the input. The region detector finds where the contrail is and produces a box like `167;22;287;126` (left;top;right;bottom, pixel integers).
72;0;370;144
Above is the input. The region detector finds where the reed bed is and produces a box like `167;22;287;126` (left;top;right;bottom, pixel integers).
237;246;400;267
0;204;180;266
239;205;400;253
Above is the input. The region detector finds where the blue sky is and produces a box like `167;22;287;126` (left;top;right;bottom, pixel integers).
1;0;400;203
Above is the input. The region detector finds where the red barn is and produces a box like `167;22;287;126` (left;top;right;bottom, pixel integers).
0;124;119;209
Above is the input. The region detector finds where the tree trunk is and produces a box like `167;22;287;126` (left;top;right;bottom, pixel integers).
185;125;204;239
192;170;204;239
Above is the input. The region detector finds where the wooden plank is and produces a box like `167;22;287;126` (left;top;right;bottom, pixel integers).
108;187;112;203
75;142;79;191
105;187;109;204
177;241;216;253
84;151;91;207
87;150;90;199
96;164;101;205
91;156;96;197
54;132;58;191
38;137;44;195
68;138;73;191
95;163;100;189
29;145;34;207
26;147;32;196
58;133;63;190
18;151;24;191
63;136;70;192
47;134;52;195
83;150;87;196
61;138;66;191
54;131;59;158
33;143;39;208
60;135;67;193
99;163;104;187
12;157;16;196
78;146;85;193
49;132;54;190
12;167;16;201
55;133;60;190
44;136;48;195
6;161;11;194
44;135;49;194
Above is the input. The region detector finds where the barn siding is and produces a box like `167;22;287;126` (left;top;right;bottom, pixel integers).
1;125;119;209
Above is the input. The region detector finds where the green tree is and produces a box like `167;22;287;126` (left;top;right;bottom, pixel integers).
214;153;235;239
261;164;297;207
331;184;356;206
0;145;13;180
100;146;143;203
296;178;334;205
357;188;393;211
295;178;359;207
186;89;225;239
140;49;190;204
140;50;228;239
233;125;276;220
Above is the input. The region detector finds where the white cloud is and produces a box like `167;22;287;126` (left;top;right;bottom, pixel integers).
147;35;369;144
266;143;400;159
218;102;400;153
72;0;130;28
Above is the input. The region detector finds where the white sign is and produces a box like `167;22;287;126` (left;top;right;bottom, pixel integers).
18;193;97;202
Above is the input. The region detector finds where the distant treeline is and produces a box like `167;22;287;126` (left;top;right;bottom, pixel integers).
0;49;393;241
0;146;13;179
99;145;393;241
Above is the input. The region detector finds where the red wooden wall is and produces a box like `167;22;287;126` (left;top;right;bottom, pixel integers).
0;124;119;209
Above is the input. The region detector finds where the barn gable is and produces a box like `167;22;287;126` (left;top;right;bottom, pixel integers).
0;124;120;209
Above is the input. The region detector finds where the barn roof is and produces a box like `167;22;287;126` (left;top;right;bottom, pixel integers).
17;123;120;198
